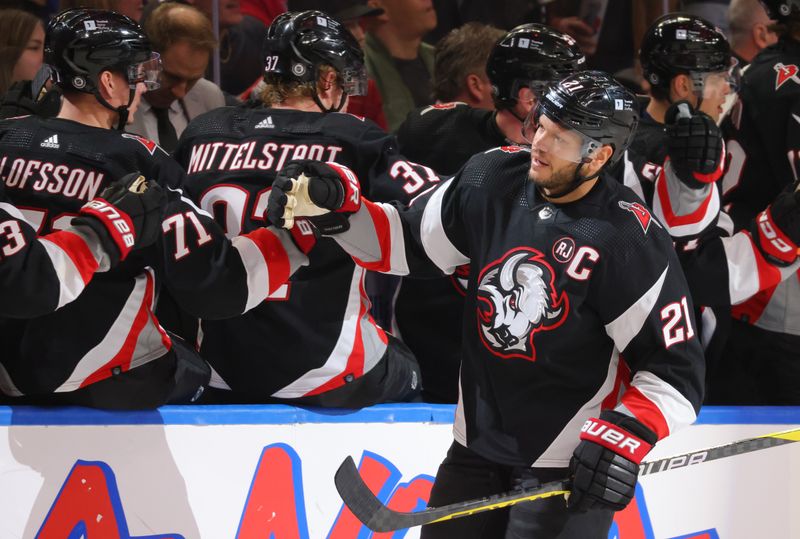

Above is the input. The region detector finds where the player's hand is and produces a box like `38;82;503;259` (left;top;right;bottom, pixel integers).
73;172;167;266
267;160;361;235
752;182;800;266
568;410;657;513
665;100;725;188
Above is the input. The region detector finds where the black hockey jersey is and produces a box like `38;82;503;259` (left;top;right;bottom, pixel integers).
396;102;508;176
332;146;704;466
0;116;306;396
394;102;509;403
174;106;440;399
0;181;105;318
617;115;798;357
720;40;800;335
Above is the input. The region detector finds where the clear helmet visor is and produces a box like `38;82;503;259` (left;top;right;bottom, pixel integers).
340;65;368;96
127;53;162;91
691;57;740;101
523;104;603;164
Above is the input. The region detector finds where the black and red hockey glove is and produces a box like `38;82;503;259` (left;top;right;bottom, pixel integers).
665;101;725;189
751;183;800;266
267;160;361;235
568;410;657;513
72;172;167;266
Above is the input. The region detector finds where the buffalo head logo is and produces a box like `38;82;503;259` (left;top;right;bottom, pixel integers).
476;248;568;361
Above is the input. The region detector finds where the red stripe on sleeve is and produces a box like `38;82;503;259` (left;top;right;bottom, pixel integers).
655;164;715;227
245;227;291;295
355;200;393;272
746;231;784;290
620;386;670;440
43;230;99;284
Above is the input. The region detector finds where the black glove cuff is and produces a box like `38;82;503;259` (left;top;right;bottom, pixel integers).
598;410;658;445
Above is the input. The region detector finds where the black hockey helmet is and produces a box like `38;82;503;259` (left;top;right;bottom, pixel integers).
487;23;585;111
640;14;733;92
45;8;160;95
262;10;367;111
760;0;800;21
527;70;638;167
45;8;160;128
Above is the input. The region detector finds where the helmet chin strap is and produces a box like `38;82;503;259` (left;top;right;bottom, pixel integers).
539;161;603;200
312;87;347;114
93;85;135;130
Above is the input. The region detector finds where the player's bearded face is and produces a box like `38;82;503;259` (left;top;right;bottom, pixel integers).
527;115;585;192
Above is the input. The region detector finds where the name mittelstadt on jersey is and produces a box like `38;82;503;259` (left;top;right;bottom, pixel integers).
0;156;104;201
186;141;344;174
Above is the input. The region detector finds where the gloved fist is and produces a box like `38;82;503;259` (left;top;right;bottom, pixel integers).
267;160;361;235
568;410;657;513
665;101;725;188
72;172;167;266
751;182;800;266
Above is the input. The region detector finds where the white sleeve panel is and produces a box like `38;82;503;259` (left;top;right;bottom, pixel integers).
604;266;668;351
618;370;697;436
420;178;469;274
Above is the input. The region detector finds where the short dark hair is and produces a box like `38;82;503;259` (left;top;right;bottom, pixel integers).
144;2;217;54
433;22;504;102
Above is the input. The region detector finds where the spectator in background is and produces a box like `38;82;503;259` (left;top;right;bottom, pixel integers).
240;0;285;25
427;0;542;44
190;0;265;97
59;0;144;21
127;2;224;152
0;8;43;96
363;0;436;131
0;7;57;118
288;0;388;129
728;0;777;65
547;0;669;92
683;0;730;36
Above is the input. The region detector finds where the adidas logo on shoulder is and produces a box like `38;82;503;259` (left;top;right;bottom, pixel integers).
255;116;275;129
40;134;60;149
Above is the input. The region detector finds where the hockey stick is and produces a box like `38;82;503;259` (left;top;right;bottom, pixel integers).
334;427;800;533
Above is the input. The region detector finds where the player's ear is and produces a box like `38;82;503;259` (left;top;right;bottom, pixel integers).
515;86;536;118
584;145;614;176
670;74;694;102
465;73;485;105
97;70;116;101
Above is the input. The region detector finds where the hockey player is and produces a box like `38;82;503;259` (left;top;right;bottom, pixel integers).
713;0;800;403
397;23;585;175
393;23;585;403
268;72;705;538
620;14;800;382
0;9;309;409
173;10;431;406
0;172;165;318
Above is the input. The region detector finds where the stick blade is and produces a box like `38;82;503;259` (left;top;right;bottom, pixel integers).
334;456;403;532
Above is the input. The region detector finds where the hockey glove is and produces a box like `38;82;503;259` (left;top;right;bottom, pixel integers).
665;101;725;189
267;160;361;235
568;410;657;513
751;182;800;266
73;172;167;267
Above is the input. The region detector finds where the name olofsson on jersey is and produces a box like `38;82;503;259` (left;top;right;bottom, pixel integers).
186;140;345;174
0;156;104;202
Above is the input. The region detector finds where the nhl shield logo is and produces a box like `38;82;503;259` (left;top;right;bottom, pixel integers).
476;247;568;361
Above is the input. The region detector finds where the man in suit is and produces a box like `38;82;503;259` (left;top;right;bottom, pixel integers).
127;2;225;152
